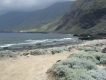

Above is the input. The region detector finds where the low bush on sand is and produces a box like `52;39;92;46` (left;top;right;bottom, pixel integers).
0;50;16;58
68;51;106;65
47;51;106;80
72;45;102;52
30;49;45;55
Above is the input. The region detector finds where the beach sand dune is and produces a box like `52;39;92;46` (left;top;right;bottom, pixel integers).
0;52;71;80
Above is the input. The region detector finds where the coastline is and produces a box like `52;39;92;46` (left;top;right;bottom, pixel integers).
0;39;105;80
0;39;105;58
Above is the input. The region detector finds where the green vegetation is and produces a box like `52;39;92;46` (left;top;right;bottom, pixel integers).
47;51;106;80
52;46;69;54
56;0;106;35
25;17;60;32
30;46;69;55
0;50;16;58
30;49;45;55
72;45;102;52
68;51;106;65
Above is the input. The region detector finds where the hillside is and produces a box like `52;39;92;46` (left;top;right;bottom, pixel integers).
55;0;106;38
0;1;74;32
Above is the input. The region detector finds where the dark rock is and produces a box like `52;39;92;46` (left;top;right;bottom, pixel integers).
92;33;106;39
102;48;106;53
78;37;94;40
73;34;79;36
53;41;57;42
28;46;33;48
23;53;29;56
74;34;95;40
56;60;61;62
68;47;72;51
60;44;63;45
36;43;41;45
3;47;9;50
12;50;16;52
51;50;55;55
79;34;91;37
97;33;106;35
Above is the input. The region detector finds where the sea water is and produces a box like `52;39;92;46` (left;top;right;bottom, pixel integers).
0;33;78;50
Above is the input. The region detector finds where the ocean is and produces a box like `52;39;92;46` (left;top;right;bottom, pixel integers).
0;33;78;50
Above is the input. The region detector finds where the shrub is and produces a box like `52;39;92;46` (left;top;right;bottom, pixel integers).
72;45;102;52
52;48;63;53
56;58;97;70
47;51;106;80
47;57;106;80
61;46;69;51
47;68;93;80
30;49;45;55
49;46;69;54
54;46;69;53
103;67;106;71
93;53;106;64
68;52;99;63
0;50;16;58
47;58;98;80
88;69;106;80
68;52;106;65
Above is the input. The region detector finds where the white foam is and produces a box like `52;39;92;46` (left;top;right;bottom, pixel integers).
26;38;72;44
0;44;15;47
0;38;72;49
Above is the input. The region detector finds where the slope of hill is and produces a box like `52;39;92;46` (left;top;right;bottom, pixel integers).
55;0;106;38
0;1;74;32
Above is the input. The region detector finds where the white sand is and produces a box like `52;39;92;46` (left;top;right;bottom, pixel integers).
0;51;71;80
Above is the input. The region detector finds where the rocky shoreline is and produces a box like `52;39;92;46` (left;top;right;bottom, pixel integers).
0;39;105;59
73;33;106;40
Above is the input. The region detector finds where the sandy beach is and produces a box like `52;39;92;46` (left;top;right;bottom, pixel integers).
0;51;72;80
0;39;105;80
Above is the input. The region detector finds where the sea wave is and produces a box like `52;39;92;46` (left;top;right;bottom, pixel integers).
25;38;72;43
0;38;73;50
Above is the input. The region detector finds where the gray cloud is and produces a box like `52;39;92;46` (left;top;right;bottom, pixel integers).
0;0;75;14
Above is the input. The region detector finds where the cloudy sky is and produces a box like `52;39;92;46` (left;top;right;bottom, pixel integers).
0;0;75;14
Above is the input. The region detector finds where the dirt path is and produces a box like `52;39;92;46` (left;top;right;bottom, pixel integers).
0;51;71;80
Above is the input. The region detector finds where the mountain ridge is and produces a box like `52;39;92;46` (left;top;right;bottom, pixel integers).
55;0;106;38
0;1;74;32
